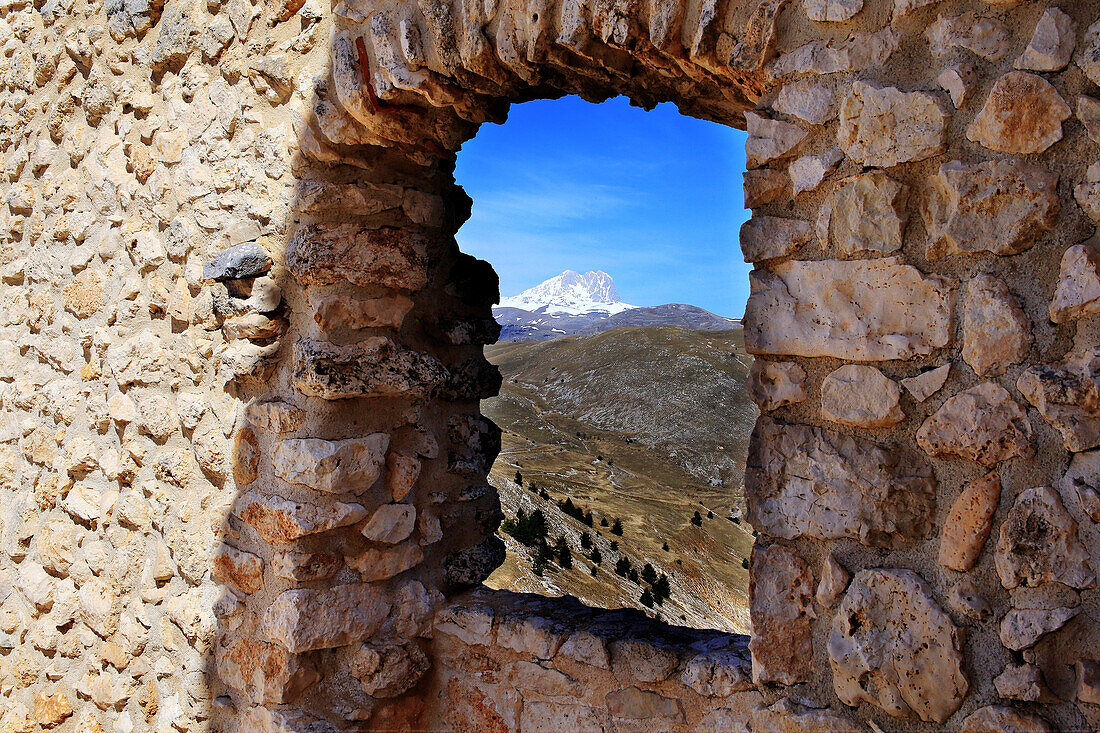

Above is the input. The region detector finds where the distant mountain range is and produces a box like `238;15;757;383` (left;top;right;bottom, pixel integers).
493;270;740;342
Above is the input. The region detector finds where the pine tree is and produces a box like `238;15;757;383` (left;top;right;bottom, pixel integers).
615;557;631;577
514;470;523;485
662;541;670;552
641;563;657;585
628;569;639;583
640;589;654;608
554;536;572;569
590;565;599;577
653;575;671;605
609;540;619;552
579;532;592;550
600;517;610;527
707;510;714;519
590;547;602;565
611;518;623;536
691;511;703;527
584;511;594;527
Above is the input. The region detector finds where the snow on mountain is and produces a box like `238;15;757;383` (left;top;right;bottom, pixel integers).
497;270;636;315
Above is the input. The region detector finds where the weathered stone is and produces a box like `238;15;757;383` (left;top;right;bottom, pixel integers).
1077;659;1100;705
923;160;1059;260
742;169;787;208
772;28;899;76
1062;450;1100;523
994;663;1044;701
820;365;903;428
385;452;421;502
937;64;977;108
33;691;72;727
746;360;807;412
519;701;604;731
1000;607;1079;651
816;171;908;256
262;583;390;653
748;545;814;686
361;504;416;544
1017;349;1100;453
829;569;967;723
233;428;260;487
63;269;106;318
995;486;1095;590
1050;238;1100;324
235;492;368;544
203;242;272;282
212;544;264;595
613;639;678;682
1078;96;1100;144
939;471;1000;572
815;554;849;607
150;0;199;69
272;551;341;582
962;275;1031;377
1015;8;1075;72
444;537;505;588
788;148;842;197
774;80;838;125
215;636;319;705
967;72;1070;154
927;13;1009;61
837;82;949;167
745;112;807;169
338;642;429;698
959;706;1051;733
313;295;414;331
287;224;429;291
605;686;684;722
916;382;1033;468
902;364;950;403
680;647;752;696
245;401;306;434
1075;163;1100;223
273;435;389;494
1077;20;1100;87
739;216;812;262
345;541;423;581
293;338;448;400
747;419;935;547
750;698;858;732
803;0;860;22
745;257;953;361
949;577;992;623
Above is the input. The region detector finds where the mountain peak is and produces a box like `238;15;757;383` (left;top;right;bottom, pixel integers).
498;270;635;315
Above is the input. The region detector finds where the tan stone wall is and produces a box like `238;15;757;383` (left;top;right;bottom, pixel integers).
1;0;1098;729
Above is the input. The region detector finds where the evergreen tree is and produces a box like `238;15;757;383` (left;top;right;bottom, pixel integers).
584;511;594;527
662;541;670;552
579;532;592;550
640;589;654;608
554;536;572;569
641;563;658;585
514;470;523;486
707;510;714;519
600;517;610;527
628;569;639;583
691;511;703;527
590;565;599;577
615;557;631;577
611;518;623;536
609;540;619;552
653;575;671;604
590;547;602;565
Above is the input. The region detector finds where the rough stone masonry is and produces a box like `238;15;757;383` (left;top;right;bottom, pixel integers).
0;0;1098;729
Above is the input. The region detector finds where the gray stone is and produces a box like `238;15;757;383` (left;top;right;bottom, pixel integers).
739;216;812;262
995;486;1095;590
916;382;1033;468
962;274;1031;378
926;12;1009;61
1017;349;1100;453
273;435;390;494
150;0;200;69
751;698;858;732
1050;238;1100;324
605;686;684;722
1078;96;1100;144
1000;607;1079;651
816;554;850;607
234;492;368;544
361;504;416;545
1015;8;1075;72
203;242;272;282
816;171;908;256
901;364;950;403
788;148;843;197
959;706;1052;733
830;569;967;723
774;79;838;125
746;360;807;412
820;364;904;428
937;63;977;108
742;169;787;208
1077;20;1100;87
745;112;807;169
293;337;448;401
746;418;936;548
803;0;861;22
994;663;1044;701
949;577;991;623
772;28;899;76
837;82;949;167
286;224;430;291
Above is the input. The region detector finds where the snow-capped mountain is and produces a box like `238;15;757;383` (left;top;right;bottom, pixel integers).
493;271;741;342
497;270;636;315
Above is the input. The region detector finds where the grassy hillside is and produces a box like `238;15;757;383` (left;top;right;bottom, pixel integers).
481;326;758;633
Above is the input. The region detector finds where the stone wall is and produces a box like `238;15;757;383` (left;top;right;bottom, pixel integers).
0;0;1097;729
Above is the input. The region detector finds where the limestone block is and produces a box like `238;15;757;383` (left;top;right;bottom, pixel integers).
1077;20;1100;87
613;639;679;683
959;706;1051;733
1078;96;1100;144
286;224;429;291
78;578;119;638
345;541;423;581
743;169;787;207
1017;349;1100;453
937;64;977;108
745;257;952;361
788;148;842;197
245;401;306;434
361;503;416;544
234;491;368;544
1000;607;1078;651
938;471;1000;572
748;544;814;686
1075;163;1100;223
105;331;170;387
272;551;342;582
774;79;838;125
150;0;200;69
273;435;389;494
816;171;908;256
293;338;448;401
385;452;421;502
747;419;935;548
962;275;1031;377
739;216;812;262
901;364;950;403
837;82;949;167
994;663;1044;701
750;698;858;732
1050;238;1100;323
949;577;991;622
926;13;1009;61
1015;8;1075;72
829;569;967;723
745;112;806;169
1062;450;1100;522
519;701;605;732
233;428;260;487
746;360;807;411
967;72;1070;154
772;28;899;76
215;636;320;704
803;0;861;22
995;486;1095;590
815;554;849;607
262;583;390;653
212;544;264;595
1077;659;1100;705
63;269;106;318
680;647;752;696
923;160;1058;260
313;295;414;331
33;691;72;727
19;562;54;611
338;641;429;698
820;364;904;428
605;686;684;723
916;382;1033;467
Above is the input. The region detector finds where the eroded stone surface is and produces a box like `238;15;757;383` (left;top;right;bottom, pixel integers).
837;82;949;167
962;275;1031;378
923;160;1058;260
995;486;1095;590
803;0;861;23
746;360;807;412
774;79;838;125
293;337;448;400
750;698;857;732
235;492;368;544
1050;238;1100;323
274;435;389;494
901;364;950;403
927;13;1008;61
262;583;390;653
916;382;1033;467
745;112;807;169
820;365;904;428
286;224;429;291
959;706;1051;733
1079;96;1100;144
1015;8;1075;72
743;169;788;207
789;148;843;197
816;171;908;256
816;554;850;608
772;28;899;76
994;663;1044;701
748;544;814;685
1000;607;1079;651
745;258;953;361
967;72;1070;154
938;471;1001;572
1017;349;1100;453
215;636;320;704
829;569;967;723
740;216;812;262
361;504;416;544
747;419;936;548
1077;20;1100;87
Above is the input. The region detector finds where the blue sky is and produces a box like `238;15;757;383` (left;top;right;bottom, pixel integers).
453;95;751;317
